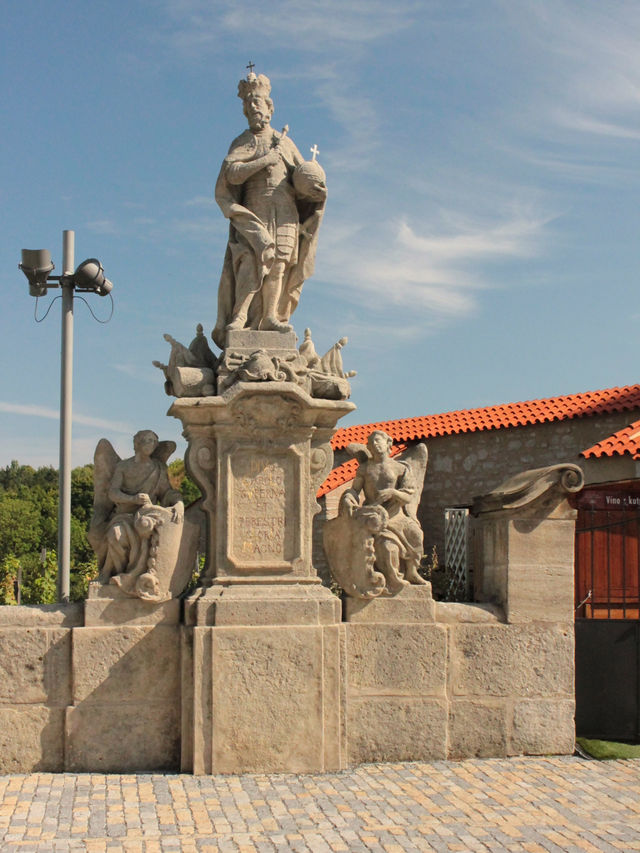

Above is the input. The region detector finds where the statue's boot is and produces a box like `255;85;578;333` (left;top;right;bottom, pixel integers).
259;267;293;333
403;564;428;585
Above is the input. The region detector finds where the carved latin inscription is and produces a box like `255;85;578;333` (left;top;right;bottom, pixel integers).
229;453;295;568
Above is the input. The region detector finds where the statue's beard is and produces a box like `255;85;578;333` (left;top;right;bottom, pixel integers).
248;113;269;132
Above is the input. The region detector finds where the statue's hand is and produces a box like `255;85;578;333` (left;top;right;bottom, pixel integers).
136;492;152;506
375;488;395;504
262;148;281;168
171;503;184;523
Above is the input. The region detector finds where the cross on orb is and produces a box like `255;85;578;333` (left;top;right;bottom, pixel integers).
310;144;319;161
246;61;255;77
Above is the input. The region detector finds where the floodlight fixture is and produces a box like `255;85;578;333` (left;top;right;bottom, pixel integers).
19;248;55;297
18;230;114;603
73;258;113;296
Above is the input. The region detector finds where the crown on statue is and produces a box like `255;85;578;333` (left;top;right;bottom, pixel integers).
238;73;271;101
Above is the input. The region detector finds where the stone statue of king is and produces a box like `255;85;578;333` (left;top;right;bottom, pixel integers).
212;70;328;349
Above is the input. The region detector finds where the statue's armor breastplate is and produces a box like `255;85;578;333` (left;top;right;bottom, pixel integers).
242;152;298;262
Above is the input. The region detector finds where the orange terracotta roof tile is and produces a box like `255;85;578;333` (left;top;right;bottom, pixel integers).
330;384;640;450
581;419;640;460
319;384;640;495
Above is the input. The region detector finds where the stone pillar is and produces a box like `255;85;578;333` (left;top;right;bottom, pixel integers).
169;355;354;774
471;463;584;623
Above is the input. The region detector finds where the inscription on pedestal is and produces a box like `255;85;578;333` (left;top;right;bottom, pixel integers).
229;453;297;570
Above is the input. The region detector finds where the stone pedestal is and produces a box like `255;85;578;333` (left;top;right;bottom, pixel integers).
65;585;182;772
344;584;436;623
170;367;354;774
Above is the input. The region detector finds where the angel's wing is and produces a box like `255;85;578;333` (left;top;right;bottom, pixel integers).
345;442;371;464
153;440;177;465
400;442;428;520
92;438;120;522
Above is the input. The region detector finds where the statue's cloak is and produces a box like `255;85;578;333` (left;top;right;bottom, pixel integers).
213;129;326;348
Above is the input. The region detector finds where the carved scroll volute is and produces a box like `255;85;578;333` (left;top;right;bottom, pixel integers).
309;436;334;517
184;428;217;582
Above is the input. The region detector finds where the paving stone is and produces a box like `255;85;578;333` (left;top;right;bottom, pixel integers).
0;758;639;850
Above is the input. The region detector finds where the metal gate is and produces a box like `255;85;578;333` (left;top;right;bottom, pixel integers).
444;508;469;601
574;499;640;741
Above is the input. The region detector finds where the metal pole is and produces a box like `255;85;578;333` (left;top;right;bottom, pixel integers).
58;229;74;603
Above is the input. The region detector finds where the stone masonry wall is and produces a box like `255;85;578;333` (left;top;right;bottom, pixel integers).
417;411;636;562
0;604;81;773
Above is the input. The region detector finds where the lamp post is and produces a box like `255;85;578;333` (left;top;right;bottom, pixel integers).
19;230;113;602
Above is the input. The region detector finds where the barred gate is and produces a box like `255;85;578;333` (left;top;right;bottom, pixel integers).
444;507;470;601
574;502;640;741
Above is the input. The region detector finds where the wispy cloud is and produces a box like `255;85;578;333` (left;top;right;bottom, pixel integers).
184;196;216;207
320;205;551;321
159;0;418;55
0;402;132;434
85;219;119;235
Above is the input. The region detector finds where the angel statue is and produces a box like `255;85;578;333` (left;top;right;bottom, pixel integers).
323;431;429;599
88;430;185;602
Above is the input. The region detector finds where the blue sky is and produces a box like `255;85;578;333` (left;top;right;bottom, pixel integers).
2;0;639;468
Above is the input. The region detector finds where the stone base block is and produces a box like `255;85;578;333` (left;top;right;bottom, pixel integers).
187;623;346;774
0;706;65;772
344;584;435;623
185;582;341;626
65;702;180;772
347;696;447;764
85;583;181;626
347;622;447;694
448;699;508;758
66;624;182;772
509;698;575;755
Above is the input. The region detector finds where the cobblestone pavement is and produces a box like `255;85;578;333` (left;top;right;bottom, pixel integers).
0;757;639;852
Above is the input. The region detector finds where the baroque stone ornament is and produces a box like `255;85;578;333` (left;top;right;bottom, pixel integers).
153;324;218;397
212;69;327;348
217;328;355;400
323;432;429;598
88;430;185;601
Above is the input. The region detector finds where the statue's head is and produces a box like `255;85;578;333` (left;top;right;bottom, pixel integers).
133;429;159;455
238;72;273;132
367;430;393;457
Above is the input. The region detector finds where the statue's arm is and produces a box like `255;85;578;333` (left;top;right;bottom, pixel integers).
225;150;280;185
107;464;144;506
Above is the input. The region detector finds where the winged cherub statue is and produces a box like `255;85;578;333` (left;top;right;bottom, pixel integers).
88;430;185;602
323;432;429;599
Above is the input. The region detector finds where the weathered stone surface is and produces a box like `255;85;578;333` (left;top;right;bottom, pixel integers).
0;706;64;772
88;431;186;601
0;628;71;706
65;701;180;772
71;626;180;704
504;518;576;623
186;583;340;627
347;697;447;764
211;70;327;349
435;601;503;623
448;699;508;758
207;625;343;774
84;591;181;627
450;623;574;698
510;698;575;755
170;383;354;586
347;623;446;694
345;585;435;623
0;603;82;627
324;433;428;598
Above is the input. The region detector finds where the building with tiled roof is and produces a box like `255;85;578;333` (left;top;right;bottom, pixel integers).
315;384;640;575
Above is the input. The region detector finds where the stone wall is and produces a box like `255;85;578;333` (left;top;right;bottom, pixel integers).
0;604;81;773
345;616;574;762
0;468;578;774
